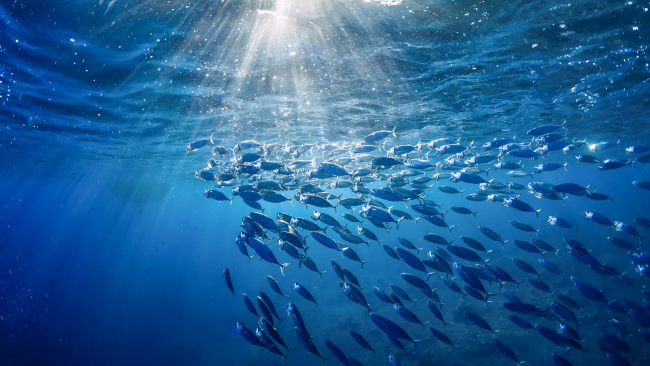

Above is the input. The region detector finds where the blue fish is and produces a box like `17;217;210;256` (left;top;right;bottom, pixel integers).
395;248;431;278
311;232;342;251
325;340;349;366
465;312;498;333
369;313;422;354
235;322;267;348
295;327;328;364
495;340;524;364
247;237;291;276
223;267;235;297
429;327;457;353
394;304;430;333
292;282;322;308
509;315;534;330
571;277;607;303
349;330;376;353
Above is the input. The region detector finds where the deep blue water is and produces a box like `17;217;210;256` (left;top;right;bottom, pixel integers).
1;0;650;365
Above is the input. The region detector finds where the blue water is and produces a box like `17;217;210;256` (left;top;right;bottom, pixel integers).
1;0;649;365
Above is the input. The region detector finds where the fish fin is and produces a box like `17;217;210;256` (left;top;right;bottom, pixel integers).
473;211;477;218
460;190;465;196
449;225;455;233
209;133;214;144
535;209;542;218
440;211;449;217
422;321;430;333
391;126;397;137
413;217;419;224
360;261;368;269
574;225;580;233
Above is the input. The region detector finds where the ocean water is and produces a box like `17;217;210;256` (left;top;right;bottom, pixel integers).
1;0;649;365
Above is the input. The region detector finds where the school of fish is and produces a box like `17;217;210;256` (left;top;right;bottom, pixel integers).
188;124;650;366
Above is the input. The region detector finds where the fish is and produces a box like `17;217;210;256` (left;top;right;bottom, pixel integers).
527;123;565;136
513;240;545;257
256;296;275;326
510;315;534;330
357;226;381;242
259;318;289;350
223;267;235;297
298;253;327;279
235;322;267;348
510;220;540;234
397;237;422;253
292;282;321;309
342;269;361;288
186;133;214;153
438;186;464;195
373;286;394;304
365;127;396;142
349;330;376;353
538;259;565;279
460;236;492;257
390;284;417;303
325;340;350;366
394;304;430;333
512;258;542;279
395;248;430;278
487;264;523;288
382;244;402;262
429;327;457;353
450;206;477;217
267;276;289;300
342;212;363;223
295;327;328;363
311;232;342;251
479;226;508;245
503;197;543;217
465;312;498;333
548;216;579;232
420;215;455;232
246;237;290;276
369;313;423;354
583;211;614;226
494;340;525;364
571;277;608;303
331;260;345;281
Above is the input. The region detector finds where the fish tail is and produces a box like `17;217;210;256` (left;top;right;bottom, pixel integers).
413;217;419;224
440;211;449;217
361;261;368;269
460;189;465;196
391;126;396;137
449;225;455;233
209;132;214;144
422;321;430;333
280;263;291;276
318;270;327;280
